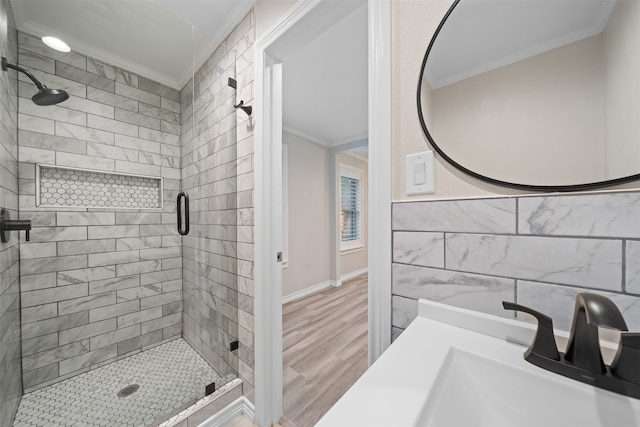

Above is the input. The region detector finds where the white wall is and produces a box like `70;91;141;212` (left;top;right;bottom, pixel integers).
281;133;369;298
337;152;368;278
282;132;332;297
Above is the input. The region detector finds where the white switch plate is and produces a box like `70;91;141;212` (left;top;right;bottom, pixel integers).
406;151;434;195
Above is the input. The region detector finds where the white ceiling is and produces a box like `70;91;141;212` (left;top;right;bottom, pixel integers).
10;0;369;148
282;2;368;148
10;0;254;90
426;0;617;89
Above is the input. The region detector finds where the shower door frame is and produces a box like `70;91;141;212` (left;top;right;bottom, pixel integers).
253;0;392;425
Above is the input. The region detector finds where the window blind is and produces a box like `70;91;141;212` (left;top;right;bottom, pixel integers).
340;175;361;242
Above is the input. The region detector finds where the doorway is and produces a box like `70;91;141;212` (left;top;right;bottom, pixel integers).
253;0;391;425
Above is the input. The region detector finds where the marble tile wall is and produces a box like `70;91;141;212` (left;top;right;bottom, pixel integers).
17;32;183;391
392;192;640;340
180;12;255;399
0;1;20;424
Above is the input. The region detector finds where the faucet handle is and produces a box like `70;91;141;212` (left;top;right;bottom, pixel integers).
611;332;640;384
503;301;561;361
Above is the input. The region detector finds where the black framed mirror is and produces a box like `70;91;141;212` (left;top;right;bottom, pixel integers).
417;0;640;191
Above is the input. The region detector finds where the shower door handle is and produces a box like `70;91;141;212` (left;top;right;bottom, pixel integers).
177;192;189;236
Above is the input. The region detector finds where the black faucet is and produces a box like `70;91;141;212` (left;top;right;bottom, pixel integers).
504;294;640;400
564;293;628;374
0;208;31;242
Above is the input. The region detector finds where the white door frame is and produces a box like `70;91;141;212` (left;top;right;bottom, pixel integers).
253;0;391;425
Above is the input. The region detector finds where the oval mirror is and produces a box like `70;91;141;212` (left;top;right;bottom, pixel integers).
418;0;640;191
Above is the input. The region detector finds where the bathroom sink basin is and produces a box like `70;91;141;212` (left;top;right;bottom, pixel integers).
419;347;639;427
316;300;640;427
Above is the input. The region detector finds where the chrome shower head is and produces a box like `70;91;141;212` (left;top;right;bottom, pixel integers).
2;57;70;106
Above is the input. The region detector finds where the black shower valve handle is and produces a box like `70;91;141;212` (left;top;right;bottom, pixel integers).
503;301;561;361
0;209;32;242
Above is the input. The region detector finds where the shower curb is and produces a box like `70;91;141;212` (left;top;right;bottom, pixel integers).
198;396;255;427
158;378;243;427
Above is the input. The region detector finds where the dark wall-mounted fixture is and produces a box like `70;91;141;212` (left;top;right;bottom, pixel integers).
229;77;253;116
176;192;189;236
0;208;31;242
234;100;252;116
2;56;69;106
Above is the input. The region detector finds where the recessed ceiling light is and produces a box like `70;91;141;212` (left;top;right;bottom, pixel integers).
41;36;71;53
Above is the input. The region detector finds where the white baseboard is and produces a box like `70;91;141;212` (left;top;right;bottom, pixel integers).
282;269;368;305
282;280;332;304
340;267;368;282
198;396;255;427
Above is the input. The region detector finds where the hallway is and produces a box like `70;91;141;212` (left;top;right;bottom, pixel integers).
281;275;368;426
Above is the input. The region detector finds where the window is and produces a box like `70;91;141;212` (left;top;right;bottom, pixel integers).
340;165;363;251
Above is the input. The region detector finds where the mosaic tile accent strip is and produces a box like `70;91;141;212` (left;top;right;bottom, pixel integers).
12;339;228;427
37;165;162;209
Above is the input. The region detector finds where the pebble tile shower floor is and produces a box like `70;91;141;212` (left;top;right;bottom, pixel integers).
12;339;221;427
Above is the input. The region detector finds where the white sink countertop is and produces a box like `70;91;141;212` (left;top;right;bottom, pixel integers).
316;299;640;427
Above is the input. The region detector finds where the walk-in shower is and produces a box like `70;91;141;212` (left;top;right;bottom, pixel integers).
0;0;245;425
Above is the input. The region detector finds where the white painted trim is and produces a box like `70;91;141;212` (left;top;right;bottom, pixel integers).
340;245;364;255
329;131;370;148
367;0;392;365
282;280;333;304
344;152;369;163
340;267;368;283
254;43;271;427
254;2;325;426
255;0;390;425
282;144;289;266
283;125;369;149
197;397;255;427
340;163;363;180
283;125;331;147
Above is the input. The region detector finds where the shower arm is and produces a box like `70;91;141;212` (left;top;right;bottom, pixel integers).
1;57;47;91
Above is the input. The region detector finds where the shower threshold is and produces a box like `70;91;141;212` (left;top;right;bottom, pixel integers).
12;339;233;427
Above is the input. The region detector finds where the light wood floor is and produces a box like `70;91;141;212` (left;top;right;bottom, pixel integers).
280;275;369;427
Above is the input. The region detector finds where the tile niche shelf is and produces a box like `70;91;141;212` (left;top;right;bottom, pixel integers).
36;164;163;210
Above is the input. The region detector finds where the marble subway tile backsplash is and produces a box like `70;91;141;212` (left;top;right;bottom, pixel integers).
393;197;516;233
445;234;622;290
518;193;640;238
392;192;640;339
392;232;444;268
392;263;514;318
